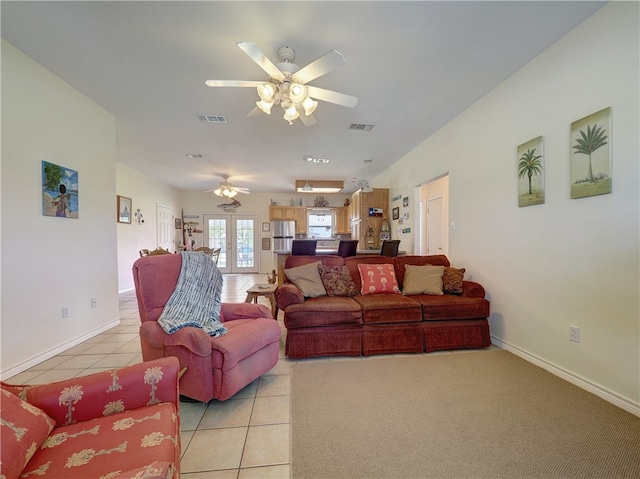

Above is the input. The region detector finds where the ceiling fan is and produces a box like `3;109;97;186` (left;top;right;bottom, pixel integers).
205;41;358;126
206;175;250;198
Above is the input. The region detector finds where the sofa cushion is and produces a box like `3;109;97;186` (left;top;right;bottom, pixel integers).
357;263;401;295
20;403;178;479
353;294;422;324
411;294;490;320
0;388;56;479
284;296;363;329
318;265;358;297
284;261;326;298
443;267;466;294
402;264;444;295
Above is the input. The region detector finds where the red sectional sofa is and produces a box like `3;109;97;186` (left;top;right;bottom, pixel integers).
276;255;491;359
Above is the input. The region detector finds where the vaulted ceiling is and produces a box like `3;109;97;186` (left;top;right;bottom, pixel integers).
1;1;605;193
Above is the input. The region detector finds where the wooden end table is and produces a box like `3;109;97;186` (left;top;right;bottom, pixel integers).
245;283;278;319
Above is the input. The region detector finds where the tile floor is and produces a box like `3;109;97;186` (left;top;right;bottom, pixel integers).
6;273;499;478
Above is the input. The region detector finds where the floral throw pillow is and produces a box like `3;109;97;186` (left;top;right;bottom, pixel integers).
357;263;401;295
0;388;56;479
443;267;466;294
318;265;358;297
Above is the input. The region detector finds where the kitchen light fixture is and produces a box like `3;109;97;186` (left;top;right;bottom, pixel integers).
213;186;238;198
353;159;374;192
295;180;344;193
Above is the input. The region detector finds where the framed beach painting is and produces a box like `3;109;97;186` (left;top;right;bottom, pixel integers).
42;161;79;218
570;107;612;199
117;195;132;223
517;136;545;207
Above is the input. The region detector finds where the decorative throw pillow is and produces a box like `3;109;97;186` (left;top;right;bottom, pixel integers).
402;264;445;295
318;265;358;297
443;267;465;294
284;261;326;297
0;388;56;478
357;263;401;295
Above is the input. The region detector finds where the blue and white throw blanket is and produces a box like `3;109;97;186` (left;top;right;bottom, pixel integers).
158;251;227;337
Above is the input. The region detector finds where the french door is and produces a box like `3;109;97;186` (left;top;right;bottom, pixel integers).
202;214;259;273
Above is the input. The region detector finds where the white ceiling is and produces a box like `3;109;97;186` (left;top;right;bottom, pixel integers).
1;1;605;194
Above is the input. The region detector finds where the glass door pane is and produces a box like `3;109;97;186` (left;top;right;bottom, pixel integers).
204;214;259;273
233;216;258;272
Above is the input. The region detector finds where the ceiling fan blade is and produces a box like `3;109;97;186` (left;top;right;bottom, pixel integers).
237;41;285;81
306;85;358;108
205;80;263;88
246;106;264;118
293;50;346;84
234;188;250;194
296;105;317;127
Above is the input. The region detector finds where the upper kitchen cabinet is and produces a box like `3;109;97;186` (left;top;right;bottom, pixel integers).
269;206;307;234
335;207;350;234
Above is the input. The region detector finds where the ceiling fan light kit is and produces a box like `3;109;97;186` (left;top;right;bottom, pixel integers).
206;41;358;126
208;175;250;198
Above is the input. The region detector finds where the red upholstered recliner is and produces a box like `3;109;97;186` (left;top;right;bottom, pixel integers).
132;254;281;402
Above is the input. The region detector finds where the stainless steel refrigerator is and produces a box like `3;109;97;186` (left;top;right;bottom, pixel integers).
272;220;296;251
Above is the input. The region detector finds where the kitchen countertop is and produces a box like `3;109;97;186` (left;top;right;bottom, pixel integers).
273;249;402;255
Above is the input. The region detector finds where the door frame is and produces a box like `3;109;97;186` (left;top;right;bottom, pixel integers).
202;214;259;273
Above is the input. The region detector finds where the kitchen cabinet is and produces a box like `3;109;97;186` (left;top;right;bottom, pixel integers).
335;206;350;234
295;208;307;235
351;188;389;250
269;206;307;234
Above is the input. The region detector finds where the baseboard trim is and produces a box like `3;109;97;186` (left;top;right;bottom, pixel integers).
491;336;639;417
1;320;121;381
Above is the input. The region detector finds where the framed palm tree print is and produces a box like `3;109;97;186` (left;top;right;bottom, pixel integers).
517;136;544;207
570;107;611;199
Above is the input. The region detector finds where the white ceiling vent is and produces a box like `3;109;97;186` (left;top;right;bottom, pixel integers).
197;114;227;124
348;123;374;131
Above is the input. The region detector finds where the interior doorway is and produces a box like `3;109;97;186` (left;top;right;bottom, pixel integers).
202;214;259;273
156;205;175;252
419;175;449;257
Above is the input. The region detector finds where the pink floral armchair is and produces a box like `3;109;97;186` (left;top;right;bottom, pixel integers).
0;357;180;479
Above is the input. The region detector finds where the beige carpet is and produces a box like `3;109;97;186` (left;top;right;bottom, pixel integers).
291;350;640;479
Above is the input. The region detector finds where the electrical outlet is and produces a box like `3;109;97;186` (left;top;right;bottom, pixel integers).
569;325;580;343
61;306;69;318
91;297;97;309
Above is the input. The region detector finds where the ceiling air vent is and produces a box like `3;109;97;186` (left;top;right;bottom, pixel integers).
348;123;374;131
197;114;227;124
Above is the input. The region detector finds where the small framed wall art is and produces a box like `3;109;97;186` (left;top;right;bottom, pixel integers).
392;207;400;220
570;107;611;199
517;136;545;207
175;218;182;229
117;195;132;224
42;161;79;219
262;222;270;232
262;237;271;250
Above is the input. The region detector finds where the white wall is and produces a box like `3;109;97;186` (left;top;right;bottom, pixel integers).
376;3;639;412
116;162;182;293
1;40;120;376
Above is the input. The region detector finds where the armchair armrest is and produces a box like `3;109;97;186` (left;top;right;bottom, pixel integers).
461;280;486;298
221;302;272;320
276;283;305;310
2;357;179;427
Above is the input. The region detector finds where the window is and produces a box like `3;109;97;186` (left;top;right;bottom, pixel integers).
307;212;335;239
